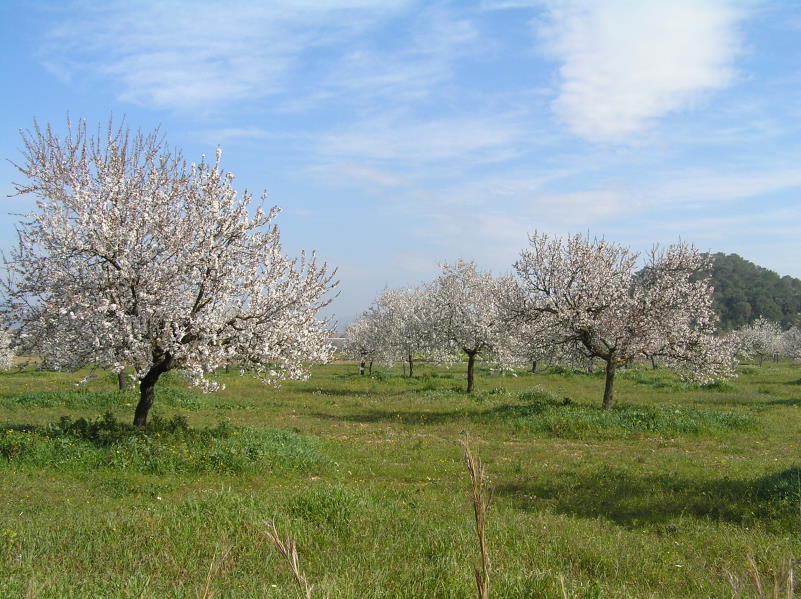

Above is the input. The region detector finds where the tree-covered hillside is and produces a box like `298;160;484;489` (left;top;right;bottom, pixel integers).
708;253;801;331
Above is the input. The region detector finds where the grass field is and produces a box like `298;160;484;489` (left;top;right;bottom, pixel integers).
1;361;801;598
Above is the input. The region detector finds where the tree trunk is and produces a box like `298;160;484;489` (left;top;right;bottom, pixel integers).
466;351;477;393
650;355;657;370
368;361;373;376
359;361;365;375
117;370;128;391
225;364;231;374
133;352;173;427
531;360;537;374
586;358;595;374
408;354;414;378
602;360;616;410
402;360;407;377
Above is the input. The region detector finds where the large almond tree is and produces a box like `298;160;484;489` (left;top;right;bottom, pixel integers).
2;119;336;426
514;233;735;409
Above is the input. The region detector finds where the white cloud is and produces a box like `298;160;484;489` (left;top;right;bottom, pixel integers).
535;0;744;142
41;0;412;110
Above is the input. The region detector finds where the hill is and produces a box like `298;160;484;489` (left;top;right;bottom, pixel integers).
708;253;801;331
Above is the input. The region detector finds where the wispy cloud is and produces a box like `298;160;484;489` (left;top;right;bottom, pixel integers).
319;7;480;105
336;165;408;187
535;0;744;142
316;114;524;164
646;167;801;206
41;0;412;111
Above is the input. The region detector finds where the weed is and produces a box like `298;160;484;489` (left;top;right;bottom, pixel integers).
263;521;317;599
462;439;492;599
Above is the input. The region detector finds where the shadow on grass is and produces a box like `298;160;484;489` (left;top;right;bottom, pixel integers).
765;397;801;406
296;379;468;397
295;386;380;397
495;465;801;532
310;397;753;438
312;407;471;425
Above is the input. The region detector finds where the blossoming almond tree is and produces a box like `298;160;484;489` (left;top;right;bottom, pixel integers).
370;285;436;377
430;260;510;392
2;119;336;426
782;326;801;362
343;312;385;375
514;233;735;409
733;317;784;366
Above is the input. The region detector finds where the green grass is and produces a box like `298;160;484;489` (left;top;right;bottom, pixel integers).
0;413;322;475
1;360;801;597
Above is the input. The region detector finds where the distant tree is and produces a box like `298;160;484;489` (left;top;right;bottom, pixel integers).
782;327;801;362
2;119;336;426
430;260;510;392
0;328;13;370
343;314;384;375
514;234;736;409
733;317;784;366
369;286;436;377
495;321;553;373
496;283;566;373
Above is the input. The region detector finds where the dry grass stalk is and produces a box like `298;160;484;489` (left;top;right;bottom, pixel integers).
263;520;315;599
728;555;798;599
462;438;492;599
198;542;233;599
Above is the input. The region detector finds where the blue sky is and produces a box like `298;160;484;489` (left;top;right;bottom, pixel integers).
1;0;801;326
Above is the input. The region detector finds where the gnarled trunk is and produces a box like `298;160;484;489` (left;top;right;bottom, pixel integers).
359;361;365;375
531;360;537;374
368;361;373;376
117;370;128;391
466;350;477;393
602;360;616;410
408;354;414;378
133;351;174;427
